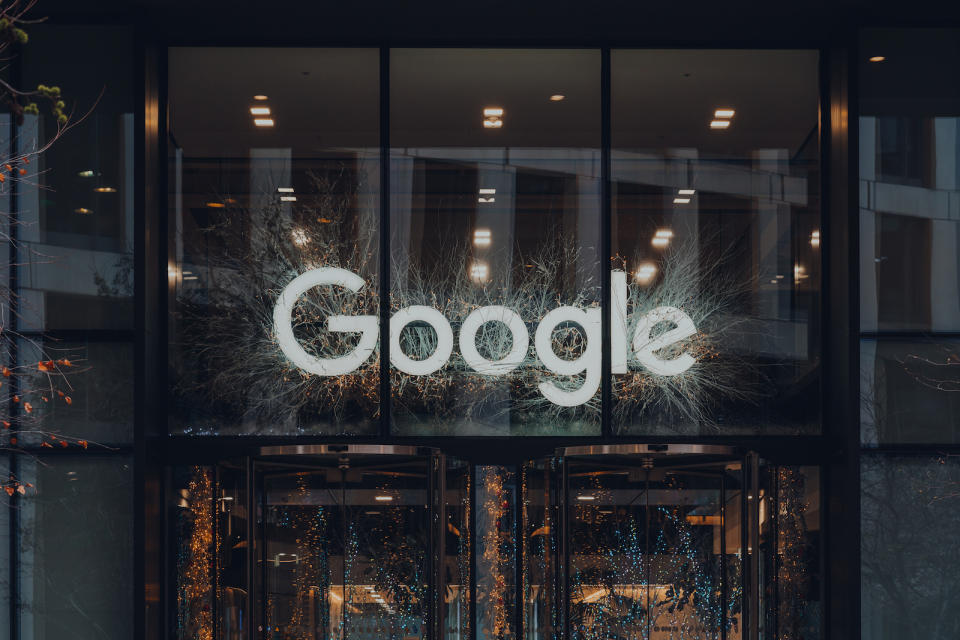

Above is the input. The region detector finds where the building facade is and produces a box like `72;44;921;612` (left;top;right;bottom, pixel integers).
1;2;959;640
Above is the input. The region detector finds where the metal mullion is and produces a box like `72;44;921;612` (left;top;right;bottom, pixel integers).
379;46;391;439
720;470;727;640
514;464;523;640
469;463;477;640
600;47;612;440
8;43;22;640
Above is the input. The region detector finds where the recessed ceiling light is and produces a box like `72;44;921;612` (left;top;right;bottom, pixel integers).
74;207;92;214
280;195;297;202
473;228;491;247
868;56;885;63
183;275;198;281
469;260;489;283
94;186;117;193
250;106;271;115
77;170;95;178
277;187;295;193
678;189;696;195
206;202;225;208
577;495;596;501
549;94;565;101
483;107;504;117
483;117;503;129
478;196;495;203
253;94;269;101
655;229;674;239
254;118;275;127
710;120;731;129
478;188;496;195
635;262;657;284
714;108;736;118
374;495;394;502
810;229;821;248
673;197;691;204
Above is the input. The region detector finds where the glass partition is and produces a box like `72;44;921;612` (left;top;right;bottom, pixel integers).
167;47;380;436
390;49;602;436
611;50;821;436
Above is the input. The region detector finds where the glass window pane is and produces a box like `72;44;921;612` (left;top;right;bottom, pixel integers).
390;48;601;436
861;453;960;640
16;455;133;640
859;29;960;333
16;26;135;332
861;337;960;445
167;48;380;435
611;49;821;435
16;338;134;445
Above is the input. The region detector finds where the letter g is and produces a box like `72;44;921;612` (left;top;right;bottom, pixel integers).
273;267;378;376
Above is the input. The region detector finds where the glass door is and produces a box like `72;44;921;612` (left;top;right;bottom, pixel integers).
255;445;442;640
545;445;752;640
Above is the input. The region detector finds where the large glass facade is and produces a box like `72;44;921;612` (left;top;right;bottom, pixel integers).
10;13;956;640
390;49;602;435
166;48;822;438
167;48;380;436
858;27;960;640
611;51;821;436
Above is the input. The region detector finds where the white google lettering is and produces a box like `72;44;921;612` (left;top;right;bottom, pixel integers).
273;267;699;406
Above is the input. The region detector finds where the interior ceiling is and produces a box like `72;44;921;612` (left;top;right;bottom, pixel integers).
169;47;819;159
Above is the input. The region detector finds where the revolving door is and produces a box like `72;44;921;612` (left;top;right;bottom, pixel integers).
555;445;755;640
171;445;819;640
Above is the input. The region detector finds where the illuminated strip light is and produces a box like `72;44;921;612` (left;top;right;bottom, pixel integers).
473;229;492;246
254;118;275;127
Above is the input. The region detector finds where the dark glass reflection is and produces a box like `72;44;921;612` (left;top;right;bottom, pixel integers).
611;50;821;436
167;48;380;435
390;49;602;436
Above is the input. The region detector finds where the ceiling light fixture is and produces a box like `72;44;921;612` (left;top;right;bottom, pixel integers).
710;119;731;129
280;195;297;202
74;207;92;214
810;229;821;248
549;94;566;101
635;262;657;285
652;229;673;249
577;495;596;501
250;106;271;115
478;196;495;203
94;186;117;193
483;107;504;117
678;189;696;195
673;197;691;204
77;170;95;178
469;260;489;283
277;187;295;193
205;202;225;208
483;117;503;129
254;118;275;127
868;56;885;63
478;188;496;195
374;495;394;502
253;94;269;101
473;228;492;247
714;108;736;118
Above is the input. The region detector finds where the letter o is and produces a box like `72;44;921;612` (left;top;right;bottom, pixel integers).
390;306;455;376
459;305;529;375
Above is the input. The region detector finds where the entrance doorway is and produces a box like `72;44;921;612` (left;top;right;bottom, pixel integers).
171;445;818;640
